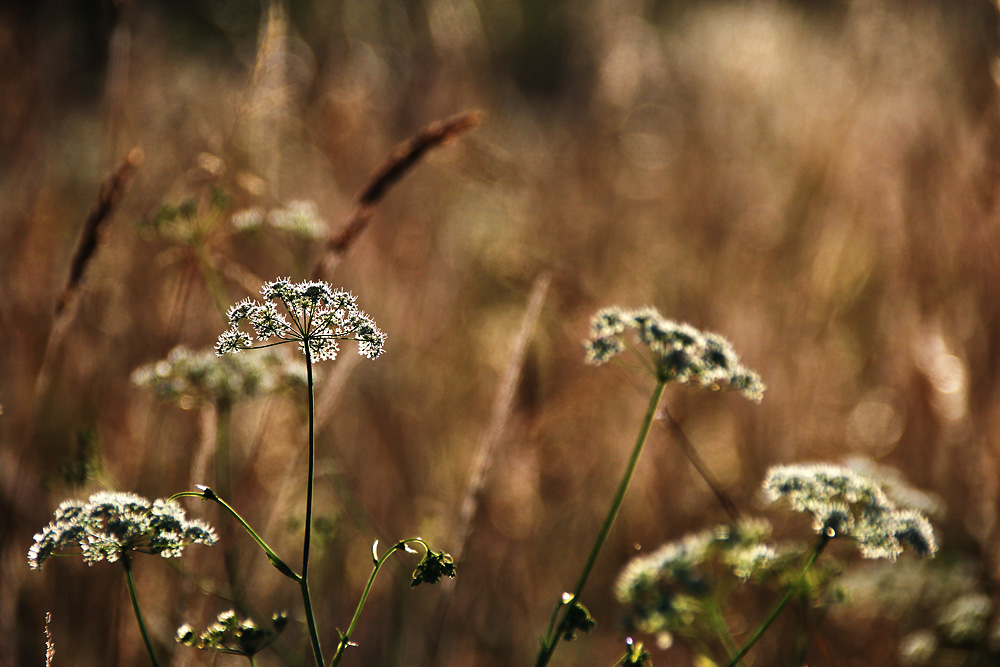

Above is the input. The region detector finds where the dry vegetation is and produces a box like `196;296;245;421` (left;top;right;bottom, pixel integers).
3;0;1000;665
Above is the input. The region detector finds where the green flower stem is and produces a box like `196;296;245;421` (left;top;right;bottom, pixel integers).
170;489;300;581
724;533;831;667
122;555;162;667
301;343;326;667
191;228;229;320
705;595;739;658
330;539;427;667
213;401;248;608
536;379;666;667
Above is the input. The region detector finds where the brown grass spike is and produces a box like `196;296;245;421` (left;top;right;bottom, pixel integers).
56;146;144;314
314;110;483;278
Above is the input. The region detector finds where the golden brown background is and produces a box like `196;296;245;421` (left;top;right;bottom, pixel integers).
3;0;1000;665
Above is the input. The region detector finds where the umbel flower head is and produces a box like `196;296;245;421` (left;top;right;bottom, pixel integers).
585;307;764;402
763;463;938;560
131;345;307;409
28;491;217;569
177;610;288;657
411;549;457;588
266;200;327;238
216;278;386;363
616;519;784;641
231;200;327;238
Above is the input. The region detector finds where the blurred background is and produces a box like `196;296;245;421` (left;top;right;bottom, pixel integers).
3;0;1000;665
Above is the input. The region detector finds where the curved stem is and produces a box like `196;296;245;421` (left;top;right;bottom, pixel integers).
331;539;427;667
659;405;741;521
122;555;162;667
171;489;299;581
536;380;666;667
192;240;229;320
301;344;326;666
705;594;739;658
724;534;830;667
214;402;248;607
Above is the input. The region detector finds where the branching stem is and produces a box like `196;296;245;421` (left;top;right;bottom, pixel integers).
535;380;666;667
330;538;429;667
724;533;831;667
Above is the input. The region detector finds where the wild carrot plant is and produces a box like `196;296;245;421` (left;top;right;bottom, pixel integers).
175;610;289;666
200;277;452;666
30;277;455;667
27;491;218;666
535;306;764;666
615;463;938;665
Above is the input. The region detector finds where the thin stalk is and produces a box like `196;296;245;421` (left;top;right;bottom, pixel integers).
705;595;739;658
190;210;230;319
214;402;247;608
301;343;325;666
659;404;741;521
122;555;162;667
171;489;299;581
724;534;831;667
536;380;666;667
330;539;425;667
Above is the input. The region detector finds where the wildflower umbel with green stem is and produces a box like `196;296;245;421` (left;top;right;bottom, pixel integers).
176;609;289;666
614;464;938;665
615;518;781;663
724;463;937;666
215;277;385;666
133;344;309;607
28;491;219;667
329;538;456;666
535;307;764;666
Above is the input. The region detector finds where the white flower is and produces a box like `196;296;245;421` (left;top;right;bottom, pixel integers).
216;278;386;364
28;492;217;570
763;463;938;560
584;306;764;401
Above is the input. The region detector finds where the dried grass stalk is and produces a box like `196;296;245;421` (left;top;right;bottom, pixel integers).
314;110;483;278
56;146;143;314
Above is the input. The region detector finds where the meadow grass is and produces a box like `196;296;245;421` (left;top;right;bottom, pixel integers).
8;1;1000;665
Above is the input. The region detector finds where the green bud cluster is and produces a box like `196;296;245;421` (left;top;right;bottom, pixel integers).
176;610;288;657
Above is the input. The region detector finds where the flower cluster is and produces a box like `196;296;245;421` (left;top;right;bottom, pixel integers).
616;519;785;640
216;278;386;363
28;491;217;569
898;594;1000;665
841;554;1000;665
560;599;597;640
131;345;307;408
843;457;945;520
938;593;994;644
584;307;764;401
176;610;288;657
618;637;651;666
230;200;327;238
411;549;458;588
763;463;938;560
267;200;327;237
